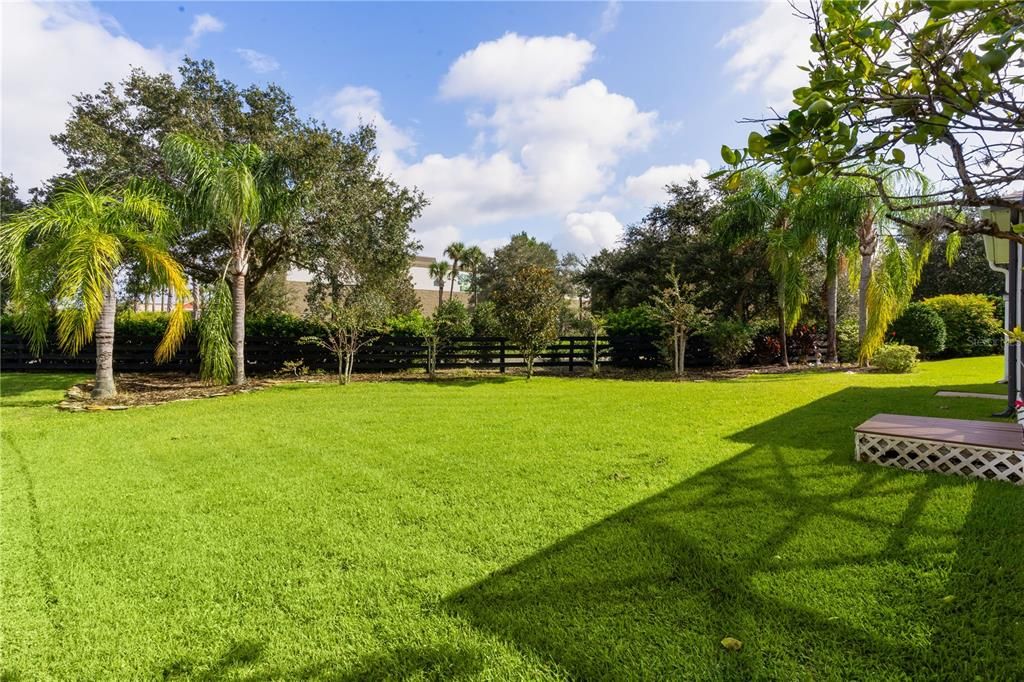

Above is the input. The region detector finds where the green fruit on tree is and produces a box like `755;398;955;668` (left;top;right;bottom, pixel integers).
791;156;815;176
807;98;834;117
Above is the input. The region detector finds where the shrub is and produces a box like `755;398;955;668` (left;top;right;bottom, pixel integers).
471;301;502;337
749;319;782;365
888;303;946;357
247;312;318;338
788;323;821;361
115;311;173;339
837;318;860;363
872;343;919;373
707;319;754;368
604;306;664;337
433;300;473;338
387;311;428;336
922;294;1001;357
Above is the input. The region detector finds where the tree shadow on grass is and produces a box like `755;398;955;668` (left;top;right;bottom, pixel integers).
0;372;81;407
444;385;1024;680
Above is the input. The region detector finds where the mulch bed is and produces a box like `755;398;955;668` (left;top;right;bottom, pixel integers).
56;363;874;411
58;374;270;411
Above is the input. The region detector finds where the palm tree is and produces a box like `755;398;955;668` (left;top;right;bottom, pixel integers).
428;260;450;308
844;169;940;364
461;245;485;307
444;241;466;300
162;133;293;385
1;178;189;397
791;177;871;362
715;170;811;367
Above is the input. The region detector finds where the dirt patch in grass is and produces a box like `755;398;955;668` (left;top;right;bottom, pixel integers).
59;374;270;411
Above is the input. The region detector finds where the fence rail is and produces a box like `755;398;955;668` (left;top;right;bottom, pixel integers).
0;333;666;374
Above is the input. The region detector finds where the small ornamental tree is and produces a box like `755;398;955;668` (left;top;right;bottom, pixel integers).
650;269;712;377
493;264;563;379
301;289;391;384
577;310;607;376
396;301;473;378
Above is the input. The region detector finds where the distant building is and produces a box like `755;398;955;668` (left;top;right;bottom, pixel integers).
285;255;471;315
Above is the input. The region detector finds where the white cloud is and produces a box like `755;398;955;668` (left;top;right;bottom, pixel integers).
415;225;461;259
1;1;173;192
320;86;414;168
185;13;224;50
623;159;711;203
236;48;279;74
562;211;623;255
596;0;622;37
441;33;595;100
379;34;657;246
719;2;813;109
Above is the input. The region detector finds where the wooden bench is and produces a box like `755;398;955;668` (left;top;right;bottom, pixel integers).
854;413;1024;485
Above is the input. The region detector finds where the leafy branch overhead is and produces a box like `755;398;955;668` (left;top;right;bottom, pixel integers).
718;0;1023;240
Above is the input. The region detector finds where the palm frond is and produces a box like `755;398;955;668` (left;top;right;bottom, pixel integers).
197;280;234;384
53;229;121;354
860;233;931;362
155;302;190;364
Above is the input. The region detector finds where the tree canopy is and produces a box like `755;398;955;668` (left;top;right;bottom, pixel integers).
720;0;1023;239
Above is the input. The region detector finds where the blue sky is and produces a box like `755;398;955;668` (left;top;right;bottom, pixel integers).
2;1;815;257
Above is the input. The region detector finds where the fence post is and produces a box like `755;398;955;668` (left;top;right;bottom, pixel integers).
499;339;506;374
568;338;575;373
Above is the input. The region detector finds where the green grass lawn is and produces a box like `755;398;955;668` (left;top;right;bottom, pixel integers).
2;358;1022;680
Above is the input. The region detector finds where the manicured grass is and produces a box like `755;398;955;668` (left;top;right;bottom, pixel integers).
2;359;1022;680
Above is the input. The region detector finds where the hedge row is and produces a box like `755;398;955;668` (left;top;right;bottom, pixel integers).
889;294;1002;358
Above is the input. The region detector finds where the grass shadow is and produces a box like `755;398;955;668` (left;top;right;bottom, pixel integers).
0;372;82;407
444;385;1024;679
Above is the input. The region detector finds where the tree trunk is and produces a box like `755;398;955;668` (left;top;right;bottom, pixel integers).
857;214;877;355
826;271;838;363
437;286;443;309
679;336;687;377
230;268;247;385
526;354;534;380
192;280;201;320
92;285;117;398
591;333;599;376
338;352;344;385
858;249;873;344
779;306;789;368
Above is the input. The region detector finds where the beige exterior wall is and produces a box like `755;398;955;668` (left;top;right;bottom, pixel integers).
284;255;472;316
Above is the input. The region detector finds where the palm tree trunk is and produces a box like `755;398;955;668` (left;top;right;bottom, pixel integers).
778;305;789;368
92;285;117;398
437;285;443;308
826;271;838;363
230;268;246;385
192;279;201;320
857;215;877;353
449;267;457;300
858;249;873;345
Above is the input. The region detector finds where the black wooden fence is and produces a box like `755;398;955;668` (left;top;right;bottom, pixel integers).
0;333;666;374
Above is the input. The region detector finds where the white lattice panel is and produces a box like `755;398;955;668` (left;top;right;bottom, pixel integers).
855;432;1024;485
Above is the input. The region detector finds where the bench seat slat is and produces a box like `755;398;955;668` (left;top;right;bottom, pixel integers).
856;413;1023;451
